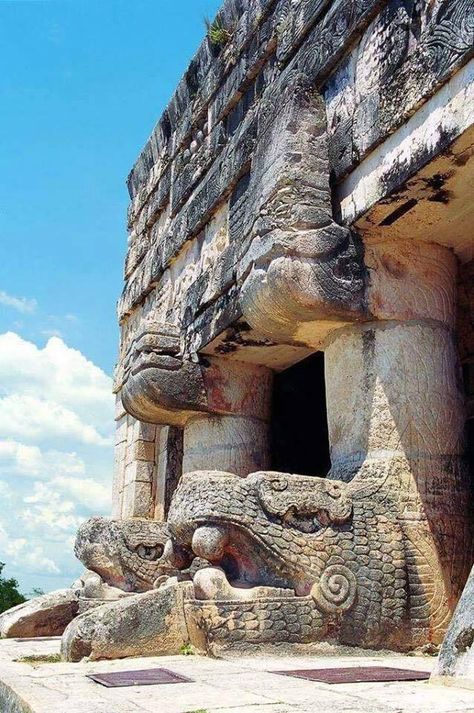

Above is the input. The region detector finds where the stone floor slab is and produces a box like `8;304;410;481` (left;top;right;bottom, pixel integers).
1;639;473;713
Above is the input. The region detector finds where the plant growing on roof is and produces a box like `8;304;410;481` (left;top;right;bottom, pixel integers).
205;15;232;48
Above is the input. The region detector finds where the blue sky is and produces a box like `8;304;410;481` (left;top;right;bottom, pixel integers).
0;0;221;594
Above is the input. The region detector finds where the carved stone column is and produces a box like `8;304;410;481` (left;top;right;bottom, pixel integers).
183;415;270;476
180;358;272;475
325;240;473;646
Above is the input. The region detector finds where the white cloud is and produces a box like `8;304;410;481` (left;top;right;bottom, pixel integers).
22;493;82;535
0;332;114;592
0;440;85;478
0;521;59;575
20;478;110;535
0;395;111;446
0;332;113;421
0;290;37;314
51;476;111;511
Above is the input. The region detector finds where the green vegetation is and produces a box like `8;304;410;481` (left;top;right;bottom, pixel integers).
16;654;62;665
0;562;26;614
180;642;196;656
205;16;232;48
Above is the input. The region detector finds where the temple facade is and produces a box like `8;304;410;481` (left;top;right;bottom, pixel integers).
114;0;473;534
1;0;473;688
111;0;473;646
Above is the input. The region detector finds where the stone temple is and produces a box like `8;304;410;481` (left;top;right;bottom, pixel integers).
1;0;473;692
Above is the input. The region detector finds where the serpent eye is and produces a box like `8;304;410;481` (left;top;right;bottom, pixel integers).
271;477;288;492
327;482;342;499
136;544;164;561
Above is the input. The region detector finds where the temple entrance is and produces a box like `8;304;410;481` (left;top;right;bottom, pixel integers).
271;352;330;477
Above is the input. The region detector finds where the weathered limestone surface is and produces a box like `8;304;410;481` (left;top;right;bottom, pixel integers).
326;323;471;643
336;61;474;255
105;0;474;525
183;415;270;476
74;516;169;592
432;565;474;689
7;638;474;713
61;585;190;662
324;0;474;182
0;517;172;640
0;590;79;639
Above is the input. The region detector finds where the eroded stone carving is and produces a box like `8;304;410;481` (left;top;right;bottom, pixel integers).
75;0;471;663
75;516;170;592
0;590;80;639
0;517;170;639
238;70;367;346
432;565;474;689
61;585;190;662
10;0;469;663
163;468;436;653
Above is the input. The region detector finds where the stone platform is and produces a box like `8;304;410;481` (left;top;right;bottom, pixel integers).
1;639;474;713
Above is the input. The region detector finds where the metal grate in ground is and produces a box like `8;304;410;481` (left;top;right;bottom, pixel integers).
87;668;194;687
272;666;431;684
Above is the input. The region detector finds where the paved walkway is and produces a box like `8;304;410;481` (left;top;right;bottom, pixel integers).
0;638;473;713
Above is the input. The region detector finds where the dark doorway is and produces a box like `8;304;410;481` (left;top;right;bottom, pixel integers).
271;352;330;477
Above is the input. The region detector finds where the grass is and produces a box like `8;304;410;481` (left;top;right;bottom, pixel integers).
180;643;196;656
204;16;232;48
15;653;62;665
185;710;208;713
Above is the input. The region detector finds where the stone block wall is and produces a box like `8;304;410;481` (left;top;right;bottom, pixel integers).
324;0;473;187
112;395;183;520
111;0;473;523
116;0;472;370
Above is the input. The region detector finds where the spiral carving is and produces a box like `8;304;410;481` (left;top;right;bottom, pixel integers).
311;565;357;614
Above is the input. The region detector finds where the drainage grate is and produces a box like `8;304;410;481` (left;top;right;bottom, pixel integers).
272;666;431;684
87;668;194;688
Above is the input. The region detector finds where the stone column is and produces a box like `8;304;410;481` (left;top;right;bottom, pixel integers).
120;346;273;499
183;415;270;476
324;240;473;646
182;359;272;476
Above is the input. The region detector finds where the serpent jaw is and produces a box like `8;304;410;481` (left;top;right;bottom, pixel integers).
63;463;446;658
166;469;360;607
191;566;299;602
161;467;416;653
75;517;170;593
